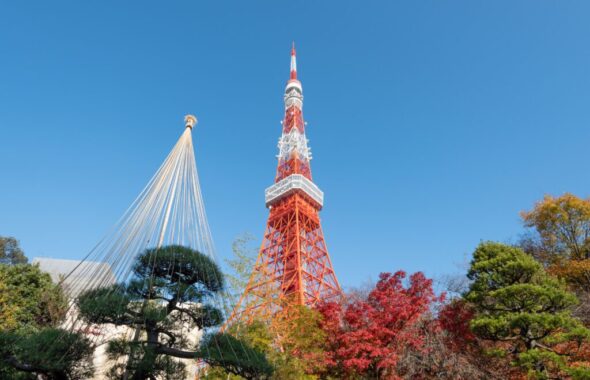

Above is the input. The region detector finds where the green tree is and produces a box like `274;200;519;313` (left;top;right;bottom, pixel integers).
0;328;94;380
465;242;590;379
0;236;27;265
0;260;89;379
76;245;271;380
208;306;327;380
0;263;67;331
270;306;327;379
204;320;274;380
225;233;257;304
0;276;19;332
520;194;590;324
521;193;590;264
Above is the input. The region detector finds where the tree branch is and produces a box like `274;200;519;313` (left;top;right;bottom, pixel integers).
155;345;200;359
5;356;37;373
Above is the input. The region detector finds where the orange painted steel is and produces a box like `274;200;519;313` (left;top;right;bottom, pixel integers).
231;194;341;324
228;46;341;325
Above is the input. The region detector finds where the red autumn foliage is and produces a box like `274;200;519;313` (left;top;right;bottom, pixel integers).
438;299;476;351
316;271;444;380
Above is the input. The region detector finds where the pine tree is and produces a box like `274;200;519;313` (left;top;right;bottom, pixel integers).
465;241;590;379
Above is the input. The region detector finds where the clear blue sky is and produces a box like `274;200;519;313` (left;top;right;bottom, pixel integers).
2;1;590;290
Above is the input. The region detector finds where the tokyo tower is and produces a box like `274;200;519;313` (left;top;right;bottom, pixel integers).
232;44;341;323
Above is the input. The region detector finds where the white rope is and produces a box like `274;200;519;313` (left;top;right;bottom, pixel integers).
33;120;256;377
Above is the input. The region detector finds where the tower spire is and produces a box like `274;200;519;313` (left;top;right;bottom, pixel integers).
290;42;297;80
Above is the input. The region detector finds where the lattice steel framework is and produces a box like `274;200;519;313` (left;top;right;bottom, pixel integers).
230;45;341;323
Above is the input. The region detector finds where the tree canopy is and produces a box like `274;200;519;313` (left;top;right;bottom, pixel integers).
521;193;590;264
225;233;257;303
521;194;590;327
77;245;271;380
0;251;86;379
0;236;27;265
8;195;590;378
0;328;94;380
0;263;67;331
465;241;590;378
317;271;443;379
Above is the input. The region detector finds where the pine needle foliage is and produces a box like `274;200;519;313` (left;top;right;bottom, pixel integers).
466;242;590;379
77;245;270;380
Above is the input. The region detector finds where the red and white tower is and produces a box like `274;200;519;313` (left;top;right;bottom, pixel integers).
232;45;341;322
